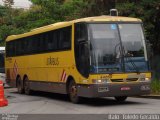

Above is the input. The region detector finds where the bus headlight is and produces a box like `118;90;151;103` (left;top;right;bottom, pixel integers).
145;77;150;81
140;77;150;81
92;79;108;84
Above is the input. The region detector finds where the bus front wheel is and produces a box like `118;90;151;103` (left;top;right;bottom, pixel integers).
68;80;81;104
24;77;32;95
114;96;127;102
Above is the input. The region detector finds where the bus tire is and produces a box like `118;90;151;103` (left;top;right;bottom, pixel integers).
114;96;127;102
17;77;24;94
24;76;32;95
68;80;81;104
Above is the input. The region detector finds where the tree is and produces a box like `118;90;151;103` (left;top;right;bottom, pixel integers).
2;0;14;25
2;0;14;8
84;0;115;16
29;0;88;20
0;5;7;24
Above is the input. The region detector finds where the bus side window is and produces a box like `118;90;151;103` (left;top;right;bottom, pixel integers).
32;35;38;53
6;42;10;57
58;26;71;50
56;29;63;50
21;39;25;55
48;31;54;50
42;33;48;52
27;37;32;54
8;41;15;57
63;27;71;49
23;38;28;55
16;40;21;56
53;31;58;50
37;34;44;52
0;53;4;73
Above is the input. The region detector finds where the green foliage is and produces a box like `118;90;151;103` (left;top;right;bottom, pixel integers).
116;2;135;17
0;4;58;40
30;0;89;20
0;25;11;40
151;79;160;94
3;0;14;8
62;0;88;20
0;5;7;17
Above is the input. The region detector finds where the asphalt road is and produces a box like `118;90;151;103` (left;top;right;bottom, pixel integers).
1;88;160;114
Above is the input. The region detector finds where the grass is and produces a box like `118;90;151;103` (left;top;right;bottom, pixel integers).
151;79;160;94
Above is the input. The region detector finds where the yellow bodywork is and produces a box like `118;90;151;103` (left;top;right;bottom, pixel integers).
5;16;151;86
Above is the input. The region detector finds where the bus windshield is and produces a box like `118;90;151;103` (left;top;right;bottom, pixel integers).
89;23;149;73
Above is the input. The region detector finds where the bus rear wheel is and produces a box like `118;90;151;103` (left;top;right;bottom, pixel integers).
17;77;24;94
114;96;127;102
24;77;32;95
68;80;80;104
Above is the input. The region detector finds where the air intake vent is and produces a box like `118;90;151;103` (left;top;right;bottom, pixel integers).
111;79;123;82
126;78;138;82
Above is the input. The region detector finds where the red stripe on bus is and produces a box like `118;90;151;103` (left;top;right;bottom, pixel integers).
61;70;65;81
64;75;68;82
63;73;66;82
62;72;66;82
13;61;18;78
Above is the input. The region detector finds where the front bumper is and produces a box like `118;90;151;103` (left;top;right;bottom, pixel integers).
77;82;151;98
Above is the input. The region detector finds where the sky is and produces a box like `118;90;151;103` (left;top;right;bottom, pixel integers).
0;0;32;8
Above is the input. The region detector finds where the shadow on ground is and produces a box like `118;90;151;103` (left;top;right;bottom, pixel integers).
8;89;146;107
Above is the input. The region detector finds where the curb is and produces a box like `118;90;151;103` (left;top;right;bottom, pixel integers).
136;95;160;99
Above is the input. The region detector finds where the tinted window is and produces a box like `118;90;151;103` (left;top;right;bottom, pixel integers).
74;23;89;78
63;27;71;49
6;26;72;57
0;53;4;73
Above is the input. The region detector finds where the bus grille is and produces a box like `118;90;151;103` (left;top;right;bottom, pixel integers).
111;79;124;82
126;78;138;82
111;78;138;82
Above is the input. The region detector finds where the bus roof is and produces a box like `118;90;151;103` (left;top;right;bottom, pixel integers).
72;15;141;23
6;16;142;42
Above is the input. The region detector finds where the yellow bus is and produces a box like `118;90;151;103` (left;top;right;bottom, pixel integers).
5;15;151;103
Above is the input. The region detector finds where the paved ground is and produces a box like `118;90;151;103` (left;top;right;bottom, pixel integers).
1;88;160;114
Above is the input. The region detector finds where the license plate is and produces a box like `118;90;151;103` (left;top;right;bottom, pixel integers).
98;87;109;92
121;87;130;91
